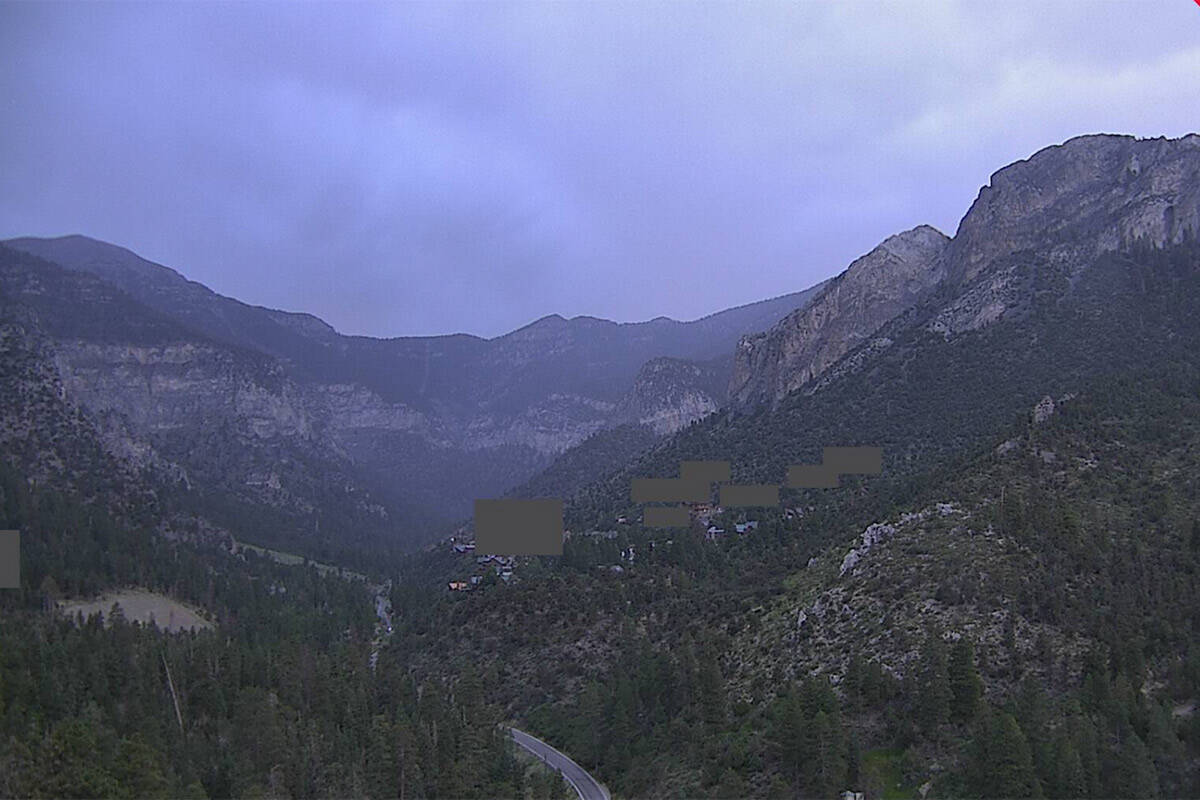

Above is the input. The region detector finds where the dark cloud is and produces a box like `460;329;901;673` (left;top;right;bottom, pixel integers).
2;1;1198;337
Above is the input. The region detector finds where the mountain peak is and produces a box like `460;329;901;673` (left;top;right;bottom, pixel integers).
947;132;1200;289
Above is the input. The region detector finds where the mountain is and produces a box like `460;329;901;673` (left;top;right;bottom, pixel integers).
0;236;827;558
4;131;1199;800
615;355;729;436
560;134;1200;526
387;134;1200;799
730;224;950;408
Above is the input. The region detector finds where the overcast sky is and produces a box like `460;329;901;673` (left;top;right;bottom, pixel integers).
2;2;1198;338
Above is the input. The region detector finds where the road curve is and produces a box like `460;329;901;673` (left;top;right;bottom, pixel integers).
506;726;611;800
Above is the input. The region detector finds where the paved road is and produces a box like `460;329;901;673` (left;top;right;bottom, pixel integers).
507;727;610;800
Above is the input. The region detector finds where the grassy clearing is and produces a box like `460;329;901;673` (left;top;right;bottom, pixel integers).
861;748;917;800
59;588;213;633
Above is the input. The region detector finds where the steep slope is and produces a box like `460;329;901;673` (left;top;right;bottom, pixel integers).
4;235;827;536
0;244;426;565
614;355;728;436
929;133;1200;337
565;134;1200;529
389;237;1200;800
729;224;949;408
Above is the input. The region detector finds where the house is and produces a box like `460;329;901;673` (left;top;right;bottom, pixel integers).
616;515;629;524
705;525;726;541
735;521;759;534
499;570;514;582
453;543;476;553
448;581;469;591
469;575;482;586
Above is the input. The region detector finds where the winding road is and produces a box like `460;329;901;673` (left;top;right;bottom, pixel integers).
507;726;611;800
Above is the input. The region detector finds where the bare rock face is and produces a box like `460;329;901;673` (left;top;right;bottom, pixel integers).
729;134;1200;410
930;134;1200;337
615;356;726;435
730;225;949;408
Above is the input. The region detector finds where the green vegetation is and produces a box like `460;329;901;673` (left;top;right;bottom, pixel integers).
0;466;531;798
3;240;1200;797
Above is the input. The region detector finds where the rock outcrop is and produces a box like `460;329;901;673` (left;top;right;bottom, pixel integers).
615;356;726;435
729;225;949;408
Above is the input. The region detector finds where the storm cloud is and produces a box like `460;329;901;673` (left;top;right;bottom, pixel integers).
3;1;1198;337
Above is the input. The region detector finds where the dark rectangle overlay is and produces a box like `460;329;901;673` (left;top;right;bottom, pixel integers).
823;446;883;474
720;484;780;507
475;499;563;555
787;464;840;488
643;506;691;528
631;477;708;503
680;460;731;485
0;530;18;588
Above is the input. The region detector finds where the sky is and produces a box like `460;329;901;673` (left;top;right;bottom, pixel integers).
2;2;1199;339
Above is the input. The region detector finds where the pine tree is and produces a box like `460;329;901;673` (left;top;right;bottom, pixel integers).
697;646;725;728
768;690;805;781
576;681;606;767
969;711;1041;799
1108;729;1159;799
809;710;848;798
918;630;951;731
1049;731;1086;800
948;637;983;722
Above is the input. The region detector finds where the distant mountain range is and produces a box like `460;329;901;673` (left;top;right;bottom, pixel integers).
3;133;1198;565
0;233;827;560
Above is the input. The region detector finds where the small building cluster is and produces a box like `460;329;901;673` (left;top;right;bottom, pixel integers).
444;544;518;591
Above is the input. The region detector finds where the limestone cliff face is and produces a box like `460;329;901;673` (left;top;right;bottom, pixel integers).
729;225;949;408
615;356;726;435
930;134;1200;337
729;134;1200;410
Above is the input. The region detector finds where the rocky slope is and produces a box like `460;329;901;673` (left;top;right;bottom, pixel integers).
928;133;1200;337
615;355;728;435
0;237;825;555
729;225;949;408
729;135;1200;411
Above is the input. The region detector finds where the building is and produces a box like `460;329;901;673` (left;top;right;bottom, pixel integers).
692;503;725;526
448;581;469;591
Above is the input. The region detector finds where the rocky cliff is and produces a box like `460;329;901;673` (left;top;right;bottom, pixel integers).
729;135;1200;410
615;356;727;435
928;133;1200;337
729;224;949;408
1;237;823;553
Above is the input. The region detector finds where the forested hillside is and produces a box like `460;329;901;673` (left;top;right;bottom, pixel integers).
380;241;1200;798
0;463;567;798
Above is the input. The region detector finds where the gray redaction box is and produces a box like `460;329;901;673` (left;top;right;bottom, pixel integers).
475;499;563;555
0;530;18;589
